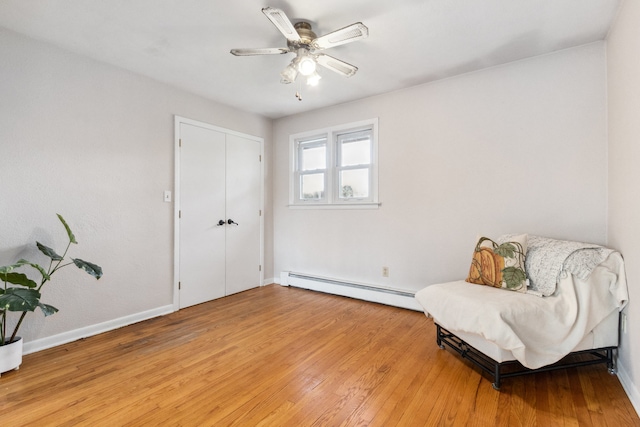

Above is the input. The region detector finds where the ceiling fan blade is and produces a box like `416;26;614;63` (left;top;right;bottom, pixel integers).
262;7;301;43
311;23;369;50
315;54;358;77
230;48;290;56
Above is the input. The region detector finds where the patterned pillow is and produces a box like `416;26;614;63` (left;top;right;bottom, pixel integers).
466;234;528;292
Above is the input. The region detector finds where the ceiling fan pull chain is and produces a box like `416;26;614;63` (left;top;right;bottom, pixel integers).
296;80;302;101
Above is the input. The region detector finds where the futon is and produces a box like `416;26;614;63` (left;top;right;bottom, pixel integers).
415;235;629;390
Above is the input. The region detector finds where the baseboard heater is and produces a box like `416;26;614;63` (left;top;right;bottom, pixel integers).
281;271;422;311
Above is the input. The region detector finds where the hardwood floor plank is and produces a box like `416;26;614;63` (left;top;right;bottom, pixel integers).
343;320;435;426
591;364;639;427
1;285;638;426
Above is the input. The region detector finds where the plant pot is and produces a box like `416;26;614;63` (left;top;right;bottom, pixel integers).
0;337;23;377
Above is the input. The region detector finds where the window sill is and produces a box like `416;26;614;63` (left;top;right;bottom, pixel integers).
287;202;381;210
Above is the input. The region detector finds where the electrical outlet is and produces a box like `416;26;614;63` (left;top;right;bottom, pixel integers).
621;313;627;333
382;267;389;277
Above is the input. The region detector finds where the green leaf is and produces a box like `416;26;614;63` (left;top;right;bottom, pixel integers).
0;288;41;312
37;242;63;261
502;266;526;289
37;302;59;317
0;263;23;275
0;272;37;288
57;214;77;244
72;258;103;279
495;243;516;259
17;259;50;281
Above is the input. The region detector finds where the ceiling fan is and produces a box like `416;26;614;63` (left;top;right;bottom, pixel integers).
230;7;369;90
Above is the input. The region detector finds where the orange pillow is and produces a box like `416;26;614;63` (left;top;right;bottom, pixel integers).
466;235;528;292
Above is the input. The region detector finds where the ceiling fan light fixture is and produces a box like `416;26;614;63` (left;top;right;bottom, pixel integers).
298;56;316;76
280;63;298;84
294;49;317;76
307;71;322;86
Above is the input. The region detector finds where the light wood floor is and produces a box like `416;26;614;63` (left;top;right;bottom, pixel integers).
1;285;638;426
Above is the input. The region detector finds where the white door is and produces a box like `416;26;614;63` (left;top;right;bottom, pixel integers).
225;134;261;295
178;120;262;308
179;123;227;308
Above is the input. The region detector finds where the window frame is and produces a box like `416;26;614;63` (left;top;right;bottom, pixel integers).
294;134;328;203
289;118;379;208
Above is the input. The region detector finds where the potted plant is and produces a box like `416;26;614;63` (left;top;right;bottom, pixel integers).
0;214;102;375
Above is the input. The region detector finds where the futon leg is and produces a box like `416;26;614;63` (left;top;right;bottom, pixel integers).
607;348;616;375
436;324;445;349
492;362;501;391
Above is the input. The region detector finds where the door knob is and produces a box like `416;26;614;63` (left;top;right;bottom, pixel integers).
227;219;239;226
217;220;225;226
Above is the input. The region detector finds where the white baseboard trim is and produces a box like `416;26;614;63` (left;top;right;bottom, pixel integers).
617;362;640;418
22;304;175;355
262;277;277;286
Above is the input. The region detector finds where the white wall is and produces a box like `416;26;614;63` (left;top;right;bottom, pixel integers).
0;28;273;349
273;42;608;292
607;0;640;413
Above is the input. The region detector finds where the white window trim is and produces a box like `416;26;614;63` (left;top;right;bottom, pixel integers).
289;118;379;208
294;134;328;203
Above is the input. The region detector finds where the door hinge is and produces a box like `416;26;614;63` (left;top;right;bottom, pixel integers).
179;138;182;147
259;210;262;216
259;155;262;162
179;210;182;219
259;265;262;272
178;281;181;290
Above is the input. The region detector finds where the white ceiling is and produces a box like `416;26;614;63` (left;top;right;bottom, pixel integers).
0;0;621;119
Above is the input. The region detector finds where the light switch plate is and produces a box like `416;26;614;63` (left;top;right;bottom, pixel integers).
164;190;172;202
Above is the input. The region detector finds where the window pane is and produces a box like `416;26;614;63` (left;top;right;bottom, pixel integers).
300;145;326;171
340;133;371;167
339;168;369;199
301;173;324;199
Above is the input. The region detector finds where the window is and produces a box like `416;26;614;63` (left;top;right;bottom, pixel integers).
297;136;327;201
290;118;378;207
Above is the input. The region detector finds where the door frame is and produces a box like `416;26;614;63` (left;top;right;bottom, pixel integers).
173;116;265;311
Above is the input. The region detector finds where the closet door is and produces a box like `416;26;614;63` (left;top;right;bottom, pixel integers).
225;134;261;295
179;123;227;308
177;119;262;309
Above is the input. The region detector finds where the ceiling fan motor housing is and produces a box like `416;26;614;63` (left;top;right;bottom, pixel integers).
289;22;317;48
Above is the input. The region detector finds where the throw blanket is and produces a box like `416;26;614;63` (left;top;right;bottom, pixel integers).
415;252;628;369
500;235;614;296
